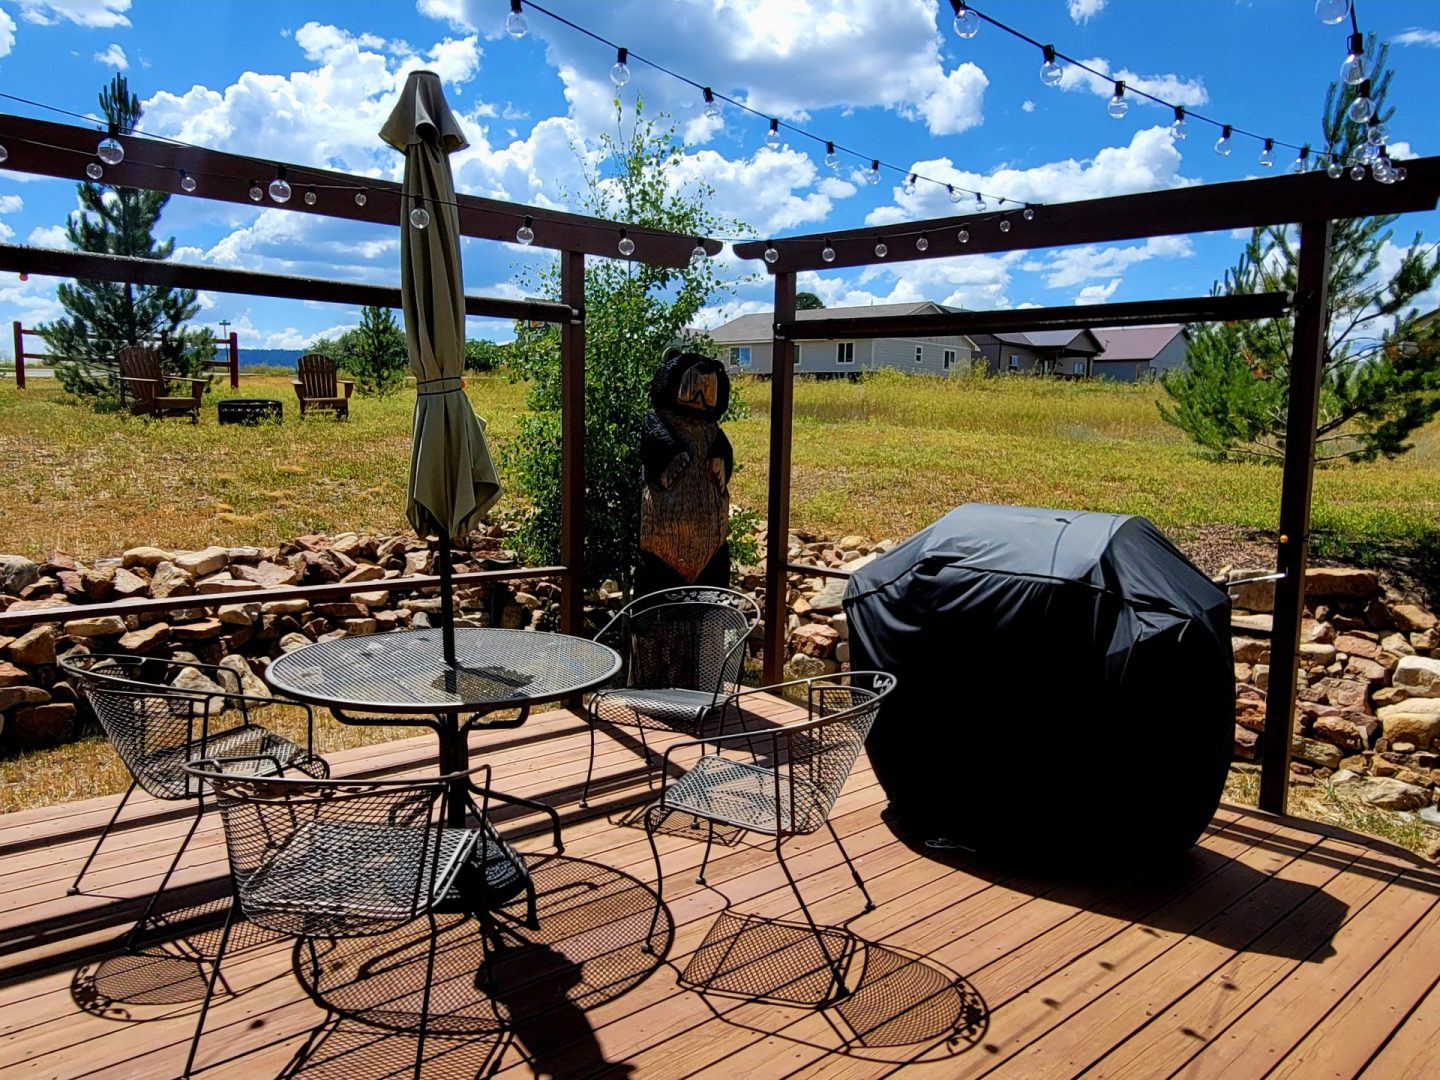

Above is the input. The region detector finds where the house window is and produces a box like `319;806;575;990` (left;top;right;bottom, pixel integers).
915;345;924;364
943;349;956;370
728;346;751;367
1072;360;1086;375
1009;353;1020;370
836;341;855;364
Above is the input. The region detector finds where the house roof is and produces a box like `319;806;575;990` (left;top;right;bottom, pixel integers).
1092;324;1187;362
972;329;1104;354
707;301;947;343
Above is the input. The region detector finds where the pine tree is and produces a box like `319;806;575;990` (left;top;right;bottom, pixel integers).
1160;37;1440;463
309;305;407;396
42;75;209;402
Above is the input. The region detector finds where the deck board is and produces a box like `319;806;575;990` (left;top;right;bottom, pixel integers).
1;700;1438;1079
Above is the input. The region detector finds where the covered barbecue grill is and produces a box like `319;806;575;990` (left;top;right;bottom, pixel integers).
843;504;1233;866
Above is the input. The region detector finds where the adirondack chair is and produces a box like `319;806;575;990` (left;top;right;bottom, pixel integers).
292;354;355;418
117;345;206;422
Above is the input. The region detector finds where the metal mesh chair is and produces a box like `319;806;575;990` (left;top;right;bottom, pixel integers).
641;672;896;1001
180;761;491;1079
58;653;328;948
582;587;759;808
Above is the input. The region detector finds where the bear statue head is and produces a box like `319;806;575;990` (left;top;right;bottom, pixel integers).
649;347;729;423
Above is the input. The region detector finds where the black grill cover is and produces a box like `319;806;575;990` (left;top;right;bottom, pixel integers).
842;504;1233;865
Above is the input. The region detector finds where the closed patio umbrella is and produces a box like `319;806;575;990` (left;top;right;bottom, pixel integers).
382;70;501;665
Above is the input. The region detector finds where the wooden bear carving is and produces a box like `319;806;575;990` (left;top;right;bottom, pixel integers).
637;348;733;592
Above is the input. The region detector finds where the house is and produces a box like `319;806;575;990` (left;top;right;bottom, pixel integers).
1090;324;1190;382
707;301;979;377
969;329;1104;378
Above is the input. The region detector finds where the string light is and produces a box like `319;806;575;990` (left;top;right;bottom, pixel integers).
617;228;635;257
690;237;708;265
85;160;102;180
268;164;292;203
179;169;196;193
1023;206;1035;221
974;193;986;212
410;200;430;229
517;215;535;244
1290;146;1310;174
96;121;123;165
765;119;780;150
701;87;721;121
1326;147;1345;178
354;189;367;207
1366;116;1387;146
1214;124;1233;157
1348;80;1374;124
0;144;7;165
951;1;980;39
610;47;630;88
874;237;888;258
821;239;835;263
947;184;962;204
999;218;1011;233
304;185;317;205
1171;106;1188;140
1259;138;1276;168
1107;80;1129;120
1039;45;1063;87
764;241;779;264
1315;0;1350;25
506;0;528;39
248;179;263;202
823;141;840;171
916;232;929;251
903;173;917;196
867;159;881;185
1341;31;1367;85
957;228;970;244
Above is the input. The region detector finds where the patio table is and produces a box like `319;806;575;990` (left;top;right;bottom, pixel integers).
265;627;621;915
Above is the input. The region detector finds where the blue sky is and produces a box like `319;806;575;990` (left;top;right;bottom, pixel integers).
0;0;1437;351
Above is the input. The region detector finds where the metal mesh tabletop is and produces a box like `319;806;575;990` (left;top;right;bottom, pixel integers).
265;629;621;714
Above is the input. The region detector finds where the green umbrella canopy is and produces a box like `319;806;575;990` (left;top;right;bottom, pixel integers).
381;69;501;542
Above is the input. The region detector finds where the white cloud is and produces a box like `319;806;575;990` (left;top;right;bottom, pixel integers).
27;224;69;248
15;0;130;28
1068;0;1108;23
0;10;15;58
1021;100;1036;113
0;195;22;214
93;42;126;69
1393;28;1440;47
180;208;400;283
667;147;849;235
1057;57;1208;108
1075;278;1122;305
1028;235;1193;288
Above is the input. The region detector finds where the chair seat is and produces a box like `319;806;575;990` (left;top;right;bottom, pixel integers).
155;395;200;408
662;754;826;836
241;820;479;935
592;686;717;734
143;723;326;799
302;396;348;405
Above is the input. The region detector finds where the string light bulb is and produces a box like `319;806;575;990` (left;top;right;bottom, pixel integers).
951;1;979;39
1171;106;1188;140
690;238;708;266
506;0;528;39
1214;124;1233;157
764;242;779;264
947;184;962;204
1350;162;1366;180
268;164;292;203
96;122;124;166
874;238;888;258
610;47;630;88
821;239;835;263
617;228;635;257
823;141;840;171
516;215;534;245
0;144;7;165
179;170;196;193
304;186;317;205
765;119;780;150
1039;45;1063;87
85;161;103;180
903;173;917;196
999;218;1011;233
248;179;263;202
1258;138;1276;168
867;159;881;186
957;228;970;244
355;190;367;207
1341;32;1367;86
1326;149;1344;178
1023;206;1035;221
701;87;721;120
1290;146;1310;174
1348;80;1374;124
410;204;430;229
1107;80;1128;119
1315;0;1350;25
1366;117;1388;146
974;193;986;212
916;232;929;252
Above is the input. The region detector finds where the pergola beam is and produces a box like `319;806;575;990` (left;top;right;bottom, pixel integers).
0;113;720;268
0;244;576;323
734;158;1440;272
777;292;1292;341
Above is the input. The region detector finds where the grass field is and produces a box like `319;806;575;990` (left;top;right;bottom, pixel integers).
3;369;1439;563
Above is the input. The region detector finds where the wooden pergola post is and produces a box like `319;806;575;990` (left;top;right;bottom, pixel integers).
559;249;586;638
763;271;797;684
1259;220;1334;814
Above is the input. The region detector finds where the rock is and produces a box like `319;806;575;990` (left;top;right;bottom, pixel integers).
1390;603;1438;634
218;654;268;698
170;666;229;712
791;622;841;658
1353;777;1429;811
0;685;50;711
1229;577;1275;613
1234;662;1253;684
1302;620;1336;645
1330;768;1359;785
351;590;389;608
1235;688;1267;732
0;555;40;597
1345;655;1387;684
340;564;384;584
232;561;301;588
7;625;57;666
4;597;74;616
174;546;230;577
807;579;848;615
55;571;85;600
64;615;128;638
1305;567;1380;598
1232;638;1270;665
1334;633;1381;660
279;633;312;652
1302;677;1369;710
314;603;366;620
1413;629;1440;653
149;560;195;599
1382;633;1416;658
1291;736;1344;770
79;567;114;602
12;703;75;746
499;604;525;629
1377;699;1440;749
218;602;262;626
262;599;310;616
1234;725;1259;759
171;618;223;641
1393;656;1440;696
122;546;174;568
342;618;378;636
1254;664;1271;691
786;653;839;678
514;591;542;610
110;566;149;599
1311;715;1372;752
1231;614;1274;635
118;623;170;652
1300;642;1338;664
226;547;263;563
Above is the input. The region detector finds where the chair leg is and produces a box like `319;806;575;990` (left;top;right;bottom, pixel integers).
415;911;439;1080
643;805;666;953
775;837;849;1002
825;819;874;913
695;820;716;886
69;780;137;895
183;896;237;1078
128;794;205;952
579;717;598;809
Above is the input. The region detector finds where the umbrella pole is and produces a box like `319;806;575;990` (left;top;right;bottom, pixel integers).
436;525;457;667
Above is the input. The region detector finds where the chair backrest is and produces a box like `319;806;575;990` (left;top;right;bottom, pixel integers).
296;353;339;399
603;598;754;698
117;345;161;410
186;764;450;938
83;684;216;800
778;672;896;835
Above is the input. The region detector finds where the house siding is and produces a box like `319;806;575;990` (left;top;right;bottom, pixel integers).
724;334;974;376
1091;333;1189;382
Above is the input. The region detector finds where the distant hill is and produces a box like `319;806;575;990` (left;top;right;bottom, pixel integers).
239;349;304;370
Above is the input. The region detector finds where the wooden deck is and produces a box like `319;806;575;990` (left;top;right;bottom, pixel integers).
3;697;1440;1079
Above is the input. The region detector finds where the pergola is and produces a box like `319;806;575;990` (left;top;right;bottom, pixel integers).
2;110;1439;815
